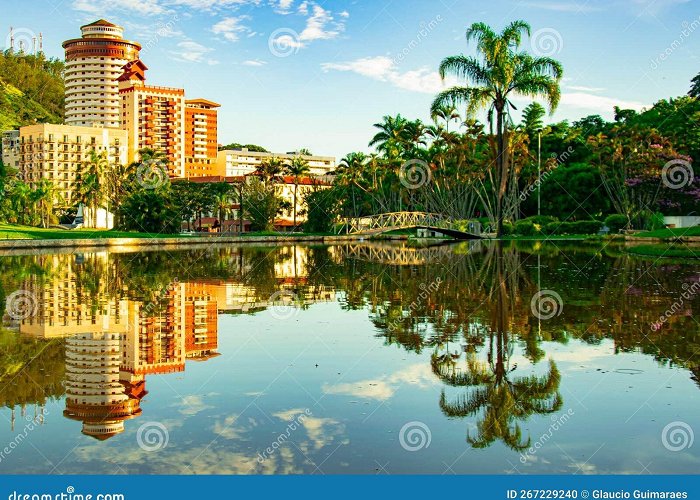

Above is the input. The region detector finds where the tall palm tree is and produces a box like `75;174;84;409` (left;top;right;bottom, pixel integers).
209;182;234;230
431;103;461;132
105;161;137;229
31;179;62;228
285;155;310;229
76;149;109;228
368;114;408;158
255;156;285;187
9;180;32;225
431;20;563;236
337;152;368;218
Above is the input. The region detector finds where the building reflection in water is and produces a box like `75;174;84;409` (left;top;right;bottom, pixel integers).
11;248;335;440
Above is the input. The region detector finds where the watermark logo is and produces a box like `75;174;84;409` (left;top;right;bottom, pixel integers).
661;159;694;190
5;290;38;321
269;290;301;320
136;159;169;190
136;421;169;451
530;28;563;57
661;421;694;452
651;277;700;331
268;28;301;57
399;159;431;190
520;409;574;463
530;290;563;320
392;15;443;66
399;421;431;451
257;409;311;463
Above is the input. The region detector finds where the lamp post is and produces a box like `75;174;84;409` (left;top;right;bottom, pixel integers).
537;131;541;217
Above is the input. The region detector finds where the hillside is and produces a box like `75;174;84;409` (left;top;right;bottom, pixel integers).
0;79;62;129
0;50;64;130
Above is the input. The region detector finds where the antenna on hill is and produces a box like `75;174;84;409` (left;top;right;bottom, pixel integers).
9;26;14;52
32;36;36;54
39;32;43;54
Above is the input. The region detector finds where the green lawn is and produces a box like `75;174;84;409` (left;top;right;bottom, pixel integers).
0;224;194;240
499;234;603;241
626;244;700;259
635;226;700;238
0;224;338;241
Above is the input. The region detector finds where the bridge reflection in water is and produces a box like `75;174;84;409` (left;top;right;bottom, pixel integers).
337;240;483;266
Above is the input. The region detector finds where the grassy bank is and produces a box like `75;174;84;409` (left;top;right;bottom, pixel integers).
634;226;700;238
498;234;605;241
0;224;192;240
0;224;337;241
627;244;700;259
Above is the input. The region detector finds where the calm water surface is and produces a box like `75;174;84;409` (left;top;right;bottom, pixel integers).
0;241;698;474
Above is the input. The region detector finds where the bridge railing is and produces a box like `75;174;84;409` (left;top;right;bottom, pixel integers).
340;212;481;236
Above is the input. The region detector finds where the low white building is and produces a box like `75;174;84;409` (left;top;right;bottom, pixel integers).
217;148;336;177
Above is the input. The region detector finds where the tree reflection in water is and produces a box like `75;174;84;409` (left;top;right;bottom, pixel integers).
0;241;697;449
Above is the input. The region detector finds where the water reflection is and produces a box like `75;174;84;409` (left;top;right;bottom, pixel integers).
0;241;697;473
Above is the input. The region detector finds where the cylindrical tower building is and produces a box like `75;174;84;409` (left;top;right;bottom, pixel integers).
62;20;141;128
63;332;143;440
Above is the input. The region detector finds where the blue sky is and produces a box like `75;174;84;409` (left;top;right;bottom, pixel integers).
3;0;699;158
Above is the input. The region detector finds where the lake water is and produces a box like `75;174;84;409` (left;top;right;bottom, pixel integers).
0;241;698;474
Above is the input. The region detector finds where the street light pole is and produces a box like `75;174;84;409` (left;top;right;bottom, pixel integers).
537;131;542;217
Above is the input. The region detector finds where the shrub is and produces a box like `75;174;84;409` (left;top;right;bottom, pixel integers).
543;222;560;235
501;221;514;235
514;220;539;236
523;215;559;226
571;220;603;234
604;214;628;234
304;188;340;233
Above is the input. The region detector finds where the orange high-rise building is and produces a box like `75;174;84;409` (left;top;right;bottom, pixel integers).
183;282;219;359
185;99;220;177
118;60;186;178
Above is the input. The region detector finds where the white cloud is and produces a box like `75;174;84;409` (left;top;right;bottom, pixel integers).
322;363;437;401
322;56;457;94
170;0;260;9
275;0;294;14
212;16;253;42
172;39;219;64
297;0;308;14
242;59;267;66
299;4;343;43
566;85;606;92
339;10;349;18
72;0;168;15
560;92;648;113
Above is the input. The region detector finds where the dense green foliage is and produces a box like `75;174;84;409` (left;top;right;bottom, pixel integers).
0;51;64;129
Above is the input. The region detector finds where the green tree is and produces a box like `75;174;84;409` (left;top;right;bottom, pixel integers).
690;72;700;98
368;114;409;158
430;103;461;132
31;179;62;228
255;156;285;187
285;155;311;229
76;149;108;228
522;102;545;137
303;187;340;233
243;178;284;231
431;20;563;236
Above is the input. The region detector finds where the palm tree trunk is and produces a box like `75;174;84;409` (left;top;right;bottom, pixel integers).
495;105;508;237
293;183;298;229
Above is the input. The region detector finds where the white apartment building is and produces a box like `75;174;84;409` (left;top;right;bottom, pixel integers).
217;148;336;177
18;123;128;211
62;19;141;128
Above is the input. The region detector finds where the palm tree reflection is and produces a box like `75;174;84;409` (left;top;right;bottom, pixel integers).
432;243;562;451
